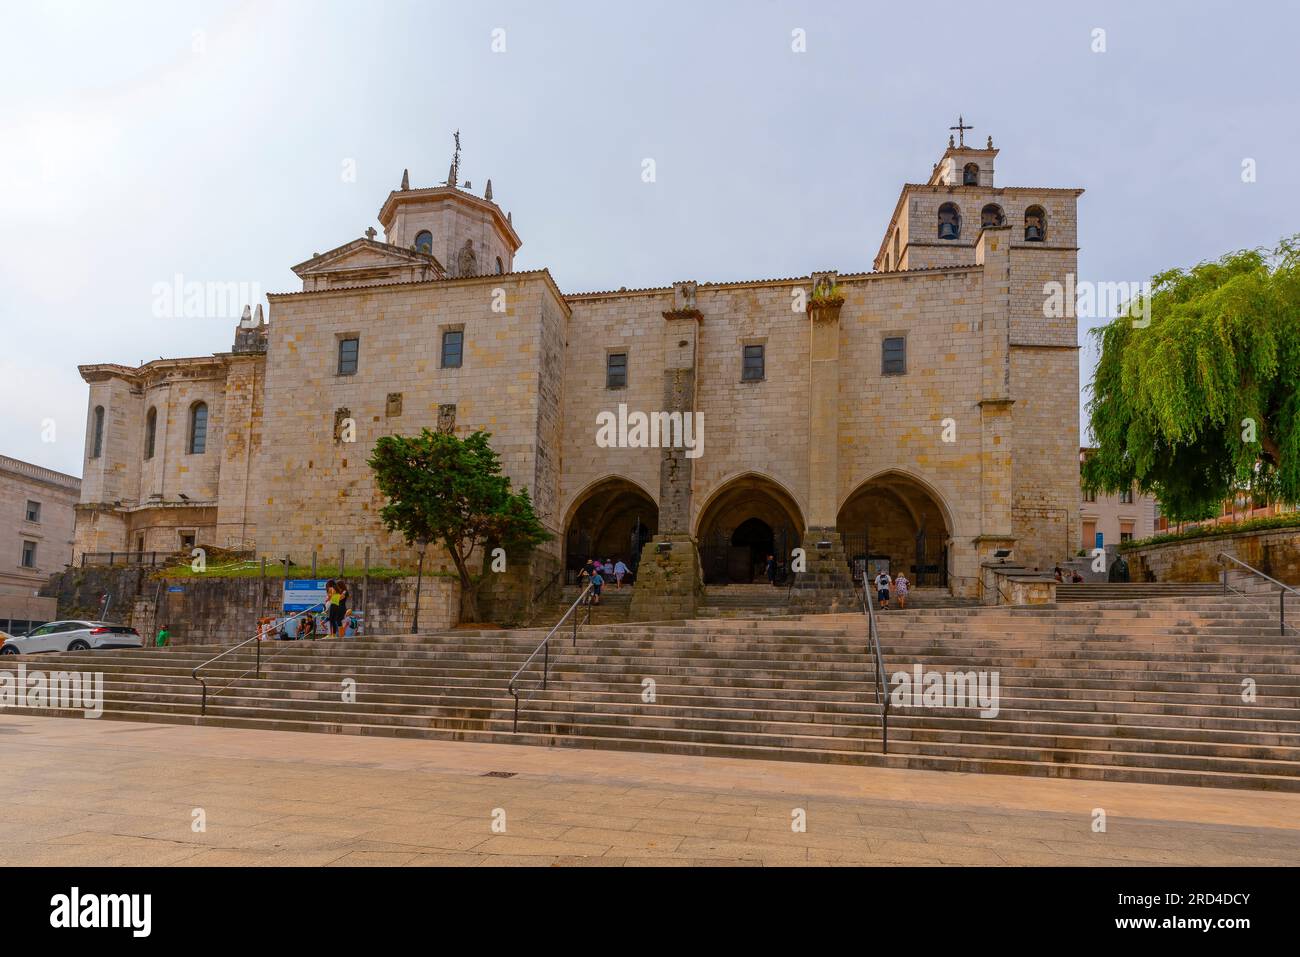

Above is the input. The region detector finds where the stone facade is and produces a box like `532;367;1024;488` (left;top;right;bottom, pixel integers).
1080;447;1158;552
0;455;80;632
1;455;80;594
74;313;267;561
73;133;1083;603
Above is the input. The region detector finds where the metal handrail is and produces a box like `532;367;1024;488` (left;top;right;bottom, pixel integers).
1216;553;1299;637
860;578;890;753
508;584;593;732
192;602;324;715
531;568;564;605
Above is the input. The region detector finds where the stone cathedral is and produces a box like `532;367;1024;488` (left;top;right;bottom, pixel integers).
74;128;1082;616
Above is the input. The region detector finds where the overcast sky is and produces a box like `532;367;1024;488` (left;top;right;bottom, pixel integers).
2;0;1296;477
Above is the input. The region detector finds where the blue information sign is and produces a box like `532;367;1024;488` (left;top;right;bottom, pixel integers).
283;579;329;613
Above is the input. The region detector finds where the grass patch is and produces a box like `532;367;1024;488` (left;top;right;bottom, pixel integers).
147;561;449;581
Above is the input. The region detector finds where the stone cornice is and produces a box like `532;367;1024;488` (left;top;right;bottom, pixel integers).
661;308;702;322
79;355;230;386
291;237;446;278
807;297;845;323
0;455;81;492
267;268;573;320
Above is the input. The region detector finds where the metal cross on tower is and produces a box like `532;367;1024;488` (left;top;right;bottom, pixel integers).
445;130;462;187
949;115;973;147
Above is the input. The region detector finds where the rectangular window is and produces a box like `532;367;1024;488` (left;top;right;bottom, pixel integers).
1119;488;1134;504
338;337;359;375
21;541;36;569
882;336;907;375
25;501;40;522
1082;489;1096;504
742;344;765;382
441;329;464;369
606;352;628;389
1120;522;1135;543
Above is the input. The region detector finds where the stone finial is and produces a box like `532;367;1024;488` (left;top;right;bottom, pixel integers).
365;226;377;241
484;178;493;201
948;134;955;148
507;210;512;224
987;135;994;149
400;169;410;190
233;303;269;353
808;270;844;319
446;162;457;188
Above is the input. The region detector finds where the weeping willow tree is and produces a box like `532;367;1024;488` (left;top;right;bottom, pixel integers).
1084;236;1300;522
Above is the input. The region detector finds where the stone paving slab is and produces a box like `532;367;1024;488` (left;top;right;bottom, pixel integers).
1;714;1298;867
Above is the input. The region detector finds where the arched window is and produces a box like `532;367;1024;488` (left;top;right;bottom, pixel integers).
188;402;208;455
144;407;157;460
893;230;900;268
1024;205;1047;242
962;163;980;186
414;230;433;254
495;256;504;275
981;204;1005;228
937;202;961;241
91;406;104;459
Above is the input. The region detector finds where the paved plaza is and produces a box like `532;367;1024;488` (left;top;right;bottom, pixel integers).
1;714;1297;866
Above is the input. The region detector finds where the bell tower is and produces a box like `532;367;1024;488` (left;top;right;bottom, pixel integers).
377;133;522;277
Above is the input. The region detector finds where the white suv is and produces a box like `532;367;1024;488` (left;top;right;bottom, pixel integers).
0;620;143;655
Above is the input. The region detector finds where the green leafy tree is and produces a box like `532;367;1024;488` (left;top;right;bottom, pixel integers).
368;429;551;625
1085;236;1300;521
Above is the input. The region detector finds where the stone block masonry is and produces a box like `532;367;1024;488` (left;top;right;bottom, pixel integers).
42;567;459;643
1126;526;1300;585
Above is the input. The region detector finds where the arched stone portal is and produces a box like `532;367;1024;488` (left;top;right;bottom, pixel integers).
695;474;805;584
563;478;657;582
838;471;952;588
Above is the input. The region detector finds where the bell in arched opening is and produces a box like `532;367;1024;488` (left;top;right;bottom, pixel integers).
937;202;961;241
1024;205;1046;242
981;203;1005;228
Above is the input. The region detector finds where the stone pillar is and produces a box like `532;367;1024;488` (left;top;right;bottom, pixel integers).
793;272;855;606
630;282;705;621
974;228;1016;566
807;271;841;529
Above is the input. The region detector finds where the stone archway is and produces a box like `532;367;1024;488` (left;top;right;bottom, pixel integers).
838;471;953;588
563;477;658;582
695;474;805;584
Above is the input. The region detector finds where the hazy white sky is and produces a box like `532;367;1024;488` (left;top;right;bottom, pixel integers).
2;0;1296;476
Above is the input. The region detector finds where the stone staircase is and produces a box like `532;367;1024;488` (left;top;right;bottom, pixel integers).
698;583;796;618
1056;582;1223;602
9;595;1300;791
530;586;633;626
